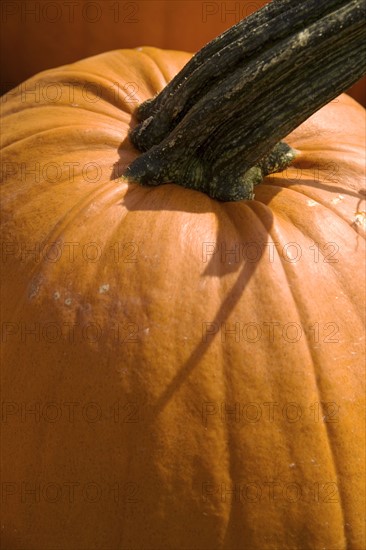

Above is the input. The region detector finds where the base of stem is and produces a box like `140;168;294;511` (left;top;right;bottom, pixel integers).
123;142;298;201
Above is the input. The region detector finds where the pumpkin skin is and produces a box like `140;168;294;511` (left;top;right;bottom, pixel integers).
1;48;365;550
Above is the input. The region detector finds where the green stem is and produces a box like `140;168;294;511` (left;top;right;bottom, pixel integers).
131;0;353;151
134;0;294;129
125;0;366;201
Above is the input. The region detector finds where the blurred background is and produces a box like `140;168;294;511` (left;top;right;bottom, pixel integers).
1;0;365;105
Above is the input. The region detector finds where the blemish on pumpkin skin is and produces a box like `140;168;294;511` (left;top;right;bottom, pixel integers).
53;291;60;300
65;298;72;306
99;284;110;294
307;199;318;207
353;211;366;227
28;275;43;299
331;194;344;204
29;285;40;299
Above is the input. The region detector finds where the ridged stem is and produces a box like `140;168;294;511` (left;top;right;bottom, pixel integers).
124;0;366;201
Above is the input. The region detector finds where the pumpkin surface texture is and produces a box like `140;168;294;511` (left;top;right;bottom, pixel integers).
1;46;365;550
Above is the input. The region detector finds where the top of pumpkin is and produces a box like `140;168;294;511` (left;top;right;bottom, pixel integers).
124;0;366;201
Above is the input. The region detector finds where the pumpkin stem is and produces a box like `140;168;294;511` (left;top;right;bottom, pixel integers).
124;0;366;201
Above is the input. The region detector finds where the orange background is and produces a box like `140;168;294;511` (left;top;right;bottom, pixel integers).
1;0;365;104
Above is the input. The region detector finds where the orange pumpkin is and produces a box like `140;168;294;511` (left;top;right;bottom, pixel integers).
1;46;365;549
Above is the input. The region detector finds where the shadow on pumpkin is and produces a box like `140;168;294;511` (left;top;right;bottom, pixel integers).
146;252;266;419
114;160;277;419
111;139;365;419
111;141;274;422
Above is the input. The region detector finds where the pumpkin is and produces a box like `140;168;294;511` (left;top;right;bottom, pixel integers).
1;2;365;547
1;45;365;550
